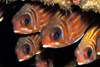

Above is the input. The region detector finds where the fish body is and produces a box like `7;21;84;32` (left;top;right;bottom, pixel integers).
15;33;43;62
75;22;100;65
41;7;96;48
35;49;54;67
12;2;59;34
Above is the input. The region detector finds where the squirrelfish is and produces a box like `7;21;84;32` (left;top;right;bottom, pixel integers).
41;7;96;48
75;22;100;65
35;49;54;67
12;2;59;34
15;33;43;62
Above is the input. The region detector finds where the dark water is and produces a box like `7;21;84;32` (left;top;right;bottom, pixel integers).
0;1;100;67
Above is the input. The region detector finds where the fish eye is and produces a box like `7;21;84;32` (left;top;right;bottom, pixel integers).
84;48;92;58
21;14;31;26
50;28;61;41
21;18;30;26
23;44;30;55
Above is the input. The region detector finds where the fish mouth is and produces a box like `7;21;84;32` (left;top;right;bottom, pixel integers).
43;45;52;48
14;30;21;33
14;28;32;34
0;17;3;22
14;30;30;34
43;45;58;48
97;52;100;55
18;59;25;62
78;62;85;65
14;30;27;34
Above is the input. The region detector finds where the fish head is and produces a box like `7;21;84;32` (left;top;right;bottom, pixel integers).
41;18;67;48
15;36;35;62
12;4;35;34
75;40;96;65
35;51;53;67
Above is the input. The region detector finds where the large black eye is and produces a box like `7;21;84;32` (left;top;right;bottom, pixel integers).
21;14;31;26
25;18;29;25
50;28;61;41
23;44;30;54
84;48;92;58
54;32;60;39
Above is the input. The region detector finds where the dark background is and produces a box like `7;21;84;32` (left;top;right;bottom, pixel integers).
0;1;100;67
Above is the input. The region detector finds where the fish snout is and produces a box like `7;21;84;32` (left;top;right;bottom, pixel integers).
77;55;86;65
15;48;19;55
42;38;51;48
75;48;80;58
13;23;22;34
17;51;27;62
12;14;18;25
18;59;25;62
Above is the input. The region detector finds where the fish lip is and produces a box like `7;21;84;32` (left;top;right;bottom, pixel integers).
43;45;58;48
14;30;21;33
14;29;32;34
18;59;25;62
14;30;27;34
43;45;52;48
0;17;3;22
97;52;100;55
78;62;85;65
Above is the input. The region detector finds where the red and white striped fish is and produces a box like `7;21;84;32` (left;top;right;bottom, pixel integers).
15;33;44;62
12;2;59;34
41;7;96;48
75;22;100;65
